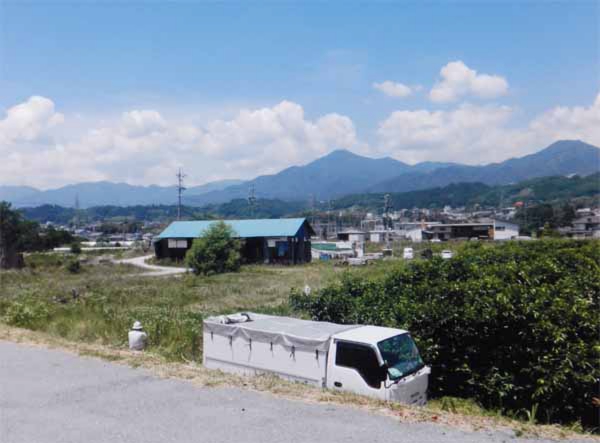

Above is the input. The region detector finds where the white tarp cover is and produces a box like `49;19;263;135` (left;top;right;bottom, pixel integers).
204;312;359;352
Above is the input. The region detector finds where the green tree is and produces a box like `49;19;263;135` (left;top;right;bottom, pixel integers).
184;221;241;275
0;202;24;269
70;242;82;254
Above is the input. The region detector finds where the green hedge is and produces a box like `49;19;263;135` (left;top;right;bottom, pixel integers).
291;240;600;426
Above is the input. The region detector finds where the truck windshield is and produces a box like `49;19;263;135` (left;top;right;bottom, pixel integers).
377;334;424;380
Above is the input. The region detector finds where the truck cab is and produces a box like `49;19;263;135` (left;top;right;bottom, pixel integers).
326;326;430;405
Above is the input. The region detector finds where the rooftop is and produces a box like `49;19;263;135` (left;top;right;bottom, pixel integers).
156;218;314;239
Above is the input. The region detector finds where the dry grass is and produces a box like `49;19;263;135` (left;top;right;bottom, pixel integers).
1;323;595;441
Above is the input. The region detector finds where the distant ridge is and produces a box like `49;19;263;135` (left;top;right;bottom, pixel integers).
0;179;243;208
1;140;598;208
367;140;600;193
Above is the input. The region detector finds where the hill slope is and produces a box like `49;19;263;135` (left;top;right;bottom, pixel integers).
185;150;452;205
3;179;243;208
369;140;600;193
334;172;600;210
2;140;598;207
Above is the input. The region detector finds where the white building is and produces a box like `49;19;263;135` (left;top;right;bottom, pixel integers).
492;219;520;240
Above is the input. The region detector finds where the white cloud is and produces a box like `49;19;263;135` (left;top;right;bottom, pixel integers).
121;110;167;137
0;97;358;188
2;92;599;189
527;93;600;145
377;103;514;163
377;93;600;164
429;61;509;103
373;81;414;98
0;96;64;145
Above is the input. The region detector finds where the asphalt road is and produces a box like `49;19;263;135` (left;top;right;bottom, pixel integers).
113;254;190;277
0;341;583;443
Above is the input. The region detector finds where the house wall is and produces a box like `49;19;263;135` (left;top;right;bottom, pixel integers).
493;221;520;240
155;235;312;264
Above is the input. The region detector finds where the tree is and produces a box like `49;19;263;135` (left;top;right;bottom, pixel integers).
0;202;25;269
70;242;82;254
184;221;242;275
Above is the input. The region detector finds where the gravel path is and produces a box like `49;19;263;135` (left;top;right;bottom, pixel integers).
113;254;190;277
0;341;585;443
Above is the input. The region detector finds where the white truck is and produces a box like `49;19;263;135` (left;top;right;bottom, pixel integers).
203;312;430;406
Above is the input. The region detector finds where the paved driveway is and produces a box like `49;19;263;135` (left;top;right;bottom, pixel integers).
113;255;190;277
1;341;586;443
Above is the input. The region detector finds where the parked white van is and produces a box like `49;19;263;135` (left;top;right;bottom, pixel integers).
403;247;414;260
203;313;430;406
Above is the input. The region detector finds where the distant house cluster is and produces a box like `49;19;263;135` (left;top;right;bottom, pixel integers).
559;208;600;239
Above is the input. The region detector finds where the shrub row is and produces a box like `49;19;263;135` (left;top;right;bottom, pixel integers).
291;240;600;426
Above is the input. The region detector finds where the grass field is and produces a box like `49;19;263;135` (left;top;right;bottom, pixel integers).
1;250;371;361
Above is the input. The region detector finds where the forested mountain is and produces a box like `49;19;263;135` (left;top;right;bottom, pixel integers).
368;140;600;193
20;173;599;224
3;140;598;208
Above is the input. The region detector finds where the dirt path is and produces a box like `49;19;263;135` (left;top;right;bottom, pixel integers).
113;254;190;277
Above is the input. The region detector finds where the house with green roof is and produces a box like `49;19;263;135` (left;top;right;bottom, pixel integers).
154;218;315;264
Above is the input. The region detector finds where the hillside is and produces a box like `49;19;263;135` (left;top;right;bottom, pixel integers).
369;140;600;193
333;172;600;211
3;140;599;208
2;179;244;208
20;173;599;224
185;150;438;205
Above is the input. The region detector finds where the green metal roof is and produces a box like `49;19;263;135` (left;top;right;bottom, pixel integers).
156;218;313;240
312;242;351;251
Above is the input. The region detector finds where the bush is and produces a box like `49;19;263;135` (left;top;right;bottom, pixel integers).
4;301;51;329
65;258;81;273
291;240;600;427
184;221;241;275
70;242;82;254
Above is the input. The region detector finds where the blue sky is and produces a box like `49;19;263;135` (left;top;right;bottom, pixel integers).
0;1;598;188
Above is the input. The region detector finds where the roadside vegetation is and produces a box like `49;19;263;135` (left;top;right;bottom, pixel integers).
291;240;600;430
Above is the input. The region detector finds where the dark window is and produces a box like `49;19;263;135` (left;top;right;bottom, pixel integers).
335;341;383;389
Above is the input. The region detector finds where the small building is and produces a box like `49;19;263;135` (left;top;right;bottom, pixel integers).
424;223;494;241
336;229;366;243
154;218;315;264
561;215;600;239
492;219;520;240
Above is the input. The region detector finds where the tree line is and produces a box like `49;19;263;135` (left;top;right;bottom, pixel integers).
0;202;74;268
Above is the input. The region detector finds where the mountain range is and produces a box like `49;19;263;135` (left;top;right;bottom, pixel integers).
0;179;243;208
1;140;598;208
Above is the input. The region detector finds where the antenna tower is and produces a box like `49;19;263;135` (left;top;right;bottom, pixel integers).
176;169;186;220
383;193;393;230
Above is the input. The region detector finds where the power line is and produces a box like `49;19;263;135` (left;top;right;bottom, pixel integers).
176;169;186;220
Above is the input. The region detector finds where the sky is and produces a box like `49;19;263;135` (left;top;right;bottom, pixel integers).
0;0;598;189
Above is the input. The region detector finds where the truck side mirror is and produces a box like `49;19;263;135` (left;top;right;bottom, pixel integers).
379;362;389;382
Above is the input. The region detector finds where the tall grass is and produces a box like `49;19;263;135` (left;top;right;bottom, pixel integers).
0;254;340;362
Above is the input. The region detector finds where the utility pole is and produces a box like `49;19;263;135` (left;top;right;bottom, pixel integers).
383;193;393;249
74;193;80;229
247;184;257;218
176;169;186;220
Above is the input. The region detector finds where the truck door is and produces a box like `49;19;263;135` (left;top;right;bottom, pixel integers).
328;340;386;399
